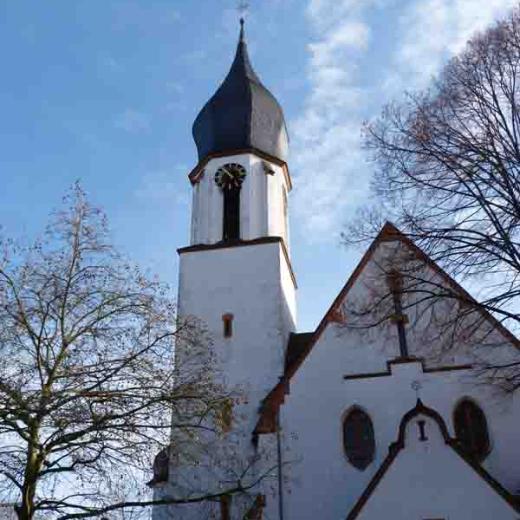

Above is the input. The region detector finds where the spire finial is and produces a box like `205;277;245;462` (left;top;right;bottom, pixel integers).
237;0;249;41
239;17;245;41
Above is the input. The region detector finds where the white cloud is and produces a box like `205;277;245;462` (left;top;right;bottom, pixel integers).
112;3;180;32
389;0;518;91
180;49;207;63
113;109;150;134
98;52;121;75
166;81;184;94
293;0;517;240
306;0;375;31
291;2;378;239
134;168;189;207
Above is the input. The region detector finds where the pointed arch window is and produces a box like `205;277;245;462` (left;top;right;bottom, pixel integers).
453;399;490;462
343;407;375;470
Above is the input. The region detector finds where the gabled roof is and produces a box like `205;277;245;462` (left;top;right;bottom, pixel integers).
253;222;519;435
346;400;520;519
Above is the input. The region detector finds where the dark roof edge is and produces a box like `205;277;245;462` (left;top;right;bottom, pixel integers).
178;236;297;289
343;357;472;381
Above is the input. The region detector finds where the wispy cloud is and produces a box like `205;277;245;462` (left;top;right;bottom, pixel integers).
97;52;122;75
166;81;184;94
112;3;180;33
180;49;207;63
386;0;518;93
291;1;378;238
293;0;517;241
134;168;189;207
113;109;150;134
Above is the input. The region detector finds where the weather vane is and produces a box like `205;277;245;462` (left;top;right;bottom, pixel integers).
237;0;250;21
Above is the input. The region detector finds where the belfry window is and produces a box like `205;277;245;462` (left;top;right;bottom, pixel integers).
223;187;240;240
343;407;375;470
214;163;246;241
453;399;490;461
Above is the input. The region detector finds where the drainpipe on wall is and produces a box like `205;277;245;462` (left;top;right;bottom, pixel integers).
276;411;285;520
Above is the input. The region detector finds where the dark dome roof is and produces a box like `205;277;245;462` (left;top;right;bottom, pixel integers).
192;22;289;163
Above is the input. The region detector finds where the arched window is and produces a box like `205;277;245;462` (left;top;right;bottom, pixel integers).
343;408;375;470
453;399;490;462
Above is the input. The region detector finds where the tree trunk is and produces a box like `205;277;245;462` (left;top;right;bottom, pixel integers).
17;430;42;520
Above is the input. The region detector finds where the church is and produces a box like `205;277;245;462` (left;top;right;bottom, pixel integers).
151;21;520;520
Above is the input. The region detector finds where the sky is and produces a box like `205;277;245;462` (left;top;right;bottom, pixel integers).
0;0;518;332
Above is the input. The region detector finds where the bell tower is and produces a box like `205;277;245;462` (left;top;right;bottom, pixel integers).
177;20;296;433
188;20;291;250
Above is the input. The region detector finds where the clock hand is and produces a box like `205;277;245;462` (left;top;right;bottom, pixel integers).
220;167;231;180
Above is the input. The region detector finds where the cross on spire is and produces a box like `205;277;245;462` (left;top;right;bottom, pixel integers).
237;0;250;18
239;16;245;42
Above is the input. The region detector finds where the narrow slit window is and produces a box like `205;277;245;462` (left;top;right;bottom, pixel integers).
223;313;233;338
219;398;233;433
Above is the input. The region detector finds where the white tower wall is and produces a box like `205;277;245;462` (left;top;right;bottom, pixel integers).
178;240;296;416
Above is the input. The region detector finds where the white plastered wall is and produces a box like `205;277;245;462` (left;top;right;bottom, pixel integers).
155;152;295;520
177;240;296;435
276;351;520;519
153;239;297;520
260;240;520;520
355;412;518;520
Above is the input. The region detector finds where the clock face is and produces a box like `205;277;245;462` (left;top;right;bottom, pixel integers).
214;163;246;190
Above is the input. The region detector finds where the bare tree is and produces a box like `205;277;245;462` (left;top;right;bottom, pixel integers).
343;6;520;388
0;185;268;519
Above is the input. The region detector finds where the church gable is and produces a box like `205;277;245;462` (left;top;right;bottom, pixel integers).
255;222;518;434
346;400;519;520
337;222;517;365
294;221;518;376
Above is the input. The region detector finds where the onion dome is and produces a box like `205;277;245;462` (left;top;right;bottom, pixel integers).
192;20;289;163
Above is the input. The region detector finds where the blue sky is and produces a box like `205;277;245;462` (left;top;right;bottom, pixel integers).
0;0;517;331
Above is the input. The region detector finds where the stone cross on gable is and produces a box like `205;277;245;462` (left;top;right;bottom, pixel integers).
387;270;410;358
